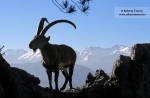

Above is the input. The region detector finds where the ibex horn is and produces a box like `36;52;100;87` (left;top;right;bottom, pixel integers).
40;20;76;36
36;18;49;35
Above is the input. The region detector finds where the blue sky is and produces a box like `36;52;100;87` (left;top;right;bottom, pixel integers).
0;0;150;51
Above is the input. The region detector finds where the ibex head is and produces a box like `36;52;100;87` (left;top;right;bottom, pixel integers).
29;18;76;52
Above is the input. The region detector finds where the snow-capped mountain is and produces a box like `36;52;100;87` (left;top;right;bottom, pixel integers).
18;49;41;63
3;44;131;73
76;44;131;72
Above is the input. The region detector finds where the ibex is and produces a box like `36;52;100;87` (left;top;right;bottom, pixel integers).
29;18;76;91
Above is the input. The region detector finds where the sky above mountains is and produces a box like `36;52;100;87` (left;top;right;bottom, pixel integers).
0;0;150;51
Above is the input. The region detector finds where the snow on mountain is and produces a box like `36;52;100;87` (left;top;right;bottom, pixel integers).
77;45;131;62
3;44;131;73
110;44;131;55
2;49;28;64
18;49;41;63
76;44;131;73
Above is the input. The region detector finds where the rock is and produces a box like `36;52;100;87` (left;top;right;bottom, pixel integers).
103;43;150;97
0;81;4;97
111;54;131;88
0;46;53;97
0;52;10;80
85;72;95;87
0;50;11;97
82;69;110;97
61;88;81;93
128;43;150;97
131;43;150;61
104;55;132;97
93;69;110;90
103;76;120;97
85;69;110;89
8;67;52;97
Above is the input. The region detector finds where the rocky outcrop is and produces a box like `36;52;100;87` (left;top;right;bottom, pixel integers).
0;46;11;97
8;67;52;97
1;43;150;97
82;69;110;97
82;43;150;97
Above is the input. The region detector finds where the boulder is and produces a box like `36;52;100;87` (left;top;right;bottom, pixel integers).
8;67;52;97
82;69;110;97
131;43;150;61
104;55;132;97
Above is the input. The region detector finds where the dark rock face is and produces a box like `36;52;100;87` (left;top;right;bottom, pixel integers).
104;55;132;97
103;43;150;97
1;43;150;97
85;72;96;87
129;43;150;97
0;51;52;97
131;43;150;61
0;52;11;97
0;81;4;97
82;43;150;97
9;67;52;97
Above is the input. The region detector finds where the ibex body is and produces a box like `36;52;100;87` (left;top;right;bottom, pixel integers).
29;18;76;90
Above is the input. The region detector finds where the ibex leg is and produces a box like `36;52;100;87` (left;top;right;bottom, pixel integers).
60;69;69;90
46;70;53;90
69;63;74;89
54;69;59;90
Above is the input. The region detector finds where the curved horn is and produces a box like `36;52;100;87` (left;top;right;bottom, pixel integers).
36;18;49;35
40;20;76;36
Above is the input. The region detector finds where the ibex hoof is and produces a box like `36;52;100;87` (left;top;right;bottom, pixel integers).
60;87;65;91
49;88;53;90
70;87;75;90
53;89;60;92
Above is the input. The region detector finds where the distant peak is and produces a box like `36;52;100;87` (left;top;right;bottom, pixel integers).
113;44;121;46
88;46;93;48
85;46;95;50
87;46;101;49
112;44;123;48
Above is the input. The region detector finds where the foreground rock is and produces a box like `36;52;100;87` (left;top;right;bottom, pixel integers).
1;43;150;97
0;46;51;97
0;46;11;97
82;43;150;97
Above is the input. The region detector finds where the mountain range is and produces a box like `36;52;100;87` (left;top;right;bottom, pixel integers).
2;44;131;73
